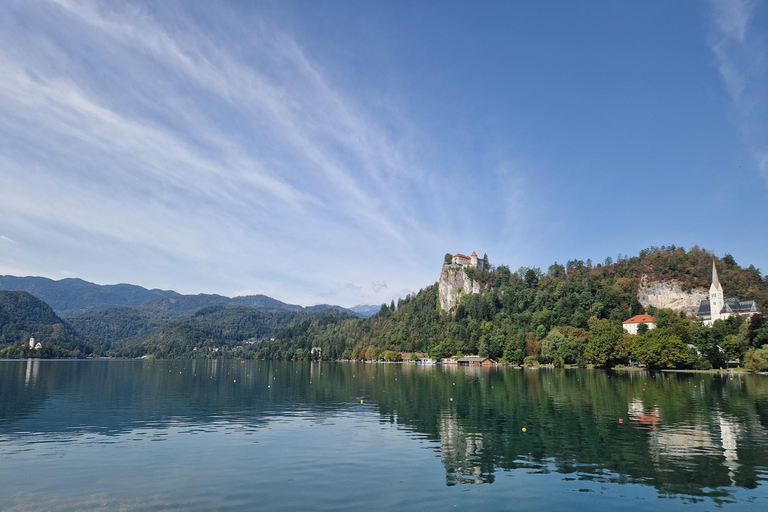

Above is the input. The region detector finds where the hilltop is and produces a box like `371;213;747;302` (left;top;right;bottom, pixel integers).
263;246;768;369
0;291;88;357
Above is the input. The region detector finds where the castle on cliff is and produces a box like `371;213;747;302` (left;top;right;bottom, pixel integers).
451;251;484;271
696;261;761;326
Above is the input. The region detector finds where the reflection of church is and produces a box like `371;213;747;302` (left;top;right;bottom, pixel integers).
439;410;490;485
631;396;743;487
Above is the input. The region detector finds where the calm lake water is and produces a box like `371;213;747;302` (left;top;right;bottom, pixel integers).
1;360;767;511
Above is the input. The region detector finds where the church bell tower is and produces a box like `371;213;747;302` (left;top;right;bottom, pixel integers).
709;260;724;323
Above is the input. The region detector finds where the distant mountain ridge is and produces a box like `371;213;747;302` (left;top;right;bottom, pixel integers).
0;275;179;317
0;275;362;358
0;275;357;318
349;304;382;318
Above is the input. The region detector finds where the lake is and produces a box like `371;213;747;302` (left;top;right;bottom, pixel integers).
1;359;767;511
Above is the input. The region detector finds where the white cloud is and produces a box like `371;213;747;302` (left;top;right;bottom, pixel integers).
371;280;388;294
0;0;536;305
708;0;768;181
0;235;15;244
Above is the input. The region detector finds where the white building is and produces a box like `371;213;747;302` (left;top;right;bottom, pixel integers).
451;251;484;271
697;261;761;326
622;313;657;335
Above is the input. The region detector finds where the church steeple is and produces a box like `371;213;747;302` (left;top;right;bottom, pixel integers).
711;259;721;290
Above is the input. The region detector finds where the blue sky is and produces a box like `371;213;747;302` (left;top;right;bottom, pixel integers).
1;0;766;307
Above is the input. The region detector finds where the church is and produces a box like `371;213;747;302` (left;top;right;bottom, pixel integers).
696;261;761;326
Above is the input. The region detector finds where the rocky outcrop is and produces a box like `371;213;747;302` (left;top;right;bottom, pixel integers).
637;275;707;316
438;264;481;311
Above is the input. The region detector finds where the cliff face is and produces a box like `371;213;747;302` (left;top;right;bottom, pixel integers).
438;264;481;311
637;275;708;316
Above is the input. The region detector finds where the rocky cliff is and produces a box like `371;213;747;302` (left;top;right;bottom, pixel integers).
438;264;481;311
637;275;708;316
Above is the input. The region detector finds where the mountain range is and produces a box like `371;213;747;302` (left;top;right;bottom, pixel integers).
0;275;359;357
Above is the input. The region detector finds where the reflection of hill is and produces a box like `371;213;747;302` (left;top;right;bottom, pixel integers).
1;361;767;502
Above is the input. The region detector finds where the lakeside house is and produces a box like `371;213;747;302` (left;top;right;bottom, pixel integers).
622;313;657;335
456;357;494;367
697;261;761;326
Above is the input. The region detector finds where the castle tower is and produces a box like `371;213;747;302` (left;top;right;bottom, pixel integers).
710;260;724;323
470;251;478;269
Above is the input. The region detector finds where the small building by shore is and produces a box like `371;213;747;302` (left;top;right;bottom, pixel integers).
456;357;494;367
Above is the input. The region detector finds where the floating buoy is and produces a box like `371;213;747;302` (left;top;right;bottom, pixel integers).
522;427;527;432
234;379;236;383
360;400;364;404
642;388;645;391
450;398;453;401
619;418;624;424
268;385;271;388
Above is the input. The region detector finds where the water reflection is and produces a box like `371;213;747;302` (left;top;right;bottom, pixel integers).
1;360;767;505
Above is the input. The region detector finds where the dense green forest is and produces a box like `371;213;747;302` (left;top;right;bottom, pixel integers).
260;246;768;370
115;307;358;359
0;291;87;358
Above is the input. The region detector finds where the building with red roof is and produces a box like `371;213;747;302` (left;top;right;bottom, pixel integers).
622;313;657;335
450;251;484;271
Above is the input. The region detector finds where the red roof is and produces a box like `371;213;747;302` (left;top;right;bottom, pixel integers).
471;251;477;256
454;253;470;260
623;314;656;325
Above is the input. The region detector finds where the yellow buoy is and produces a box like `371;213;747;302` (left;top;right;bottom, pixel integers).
522;427;527;432
234;379;237;383
360;400;364;404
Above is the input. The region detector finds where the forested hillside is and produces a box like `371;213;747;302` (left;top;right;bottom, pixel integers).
117;307;357;358
0;291;88;357
262;246;768;369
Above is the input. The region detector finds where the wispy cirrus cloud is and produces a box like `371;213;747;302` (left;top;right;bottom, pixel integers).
708;0;768;181
0;0;458;304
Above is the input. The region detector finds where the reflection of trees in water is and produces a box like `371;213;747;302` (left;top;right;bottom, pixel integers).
2;361;768;501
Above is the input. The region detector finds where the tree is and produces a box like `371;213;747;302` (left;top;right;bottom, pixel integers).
541;328;566;363
745;346;768;372
585;317;625;367
525;269;539;288
444;253;453;264
633;329;700;369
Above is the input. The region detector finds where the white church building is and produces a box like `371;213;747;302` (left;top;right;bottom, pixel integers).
696;261;761;326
